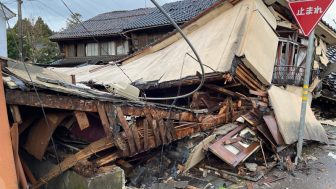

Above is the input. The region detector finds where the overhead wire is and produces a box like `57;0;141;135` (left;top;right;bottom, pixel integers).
0;2;67;188
59;0;205;101
137;0;205;101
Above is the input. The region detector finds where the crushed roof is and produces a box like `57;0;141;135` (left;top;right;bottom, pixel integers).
50;0;219;41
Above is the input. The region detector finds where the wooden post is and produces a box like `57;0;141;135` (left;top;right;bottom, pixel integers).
0;64;18;189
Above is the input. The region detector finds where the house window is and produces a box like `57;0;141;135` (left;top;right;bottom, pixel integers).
86;43;98;56
116;41;129;55
100;42;116;56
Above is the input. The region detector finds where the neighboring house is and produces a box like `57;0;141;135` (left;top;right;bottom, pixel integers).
270;3;336;87
0;3;15;57
50;0;219;66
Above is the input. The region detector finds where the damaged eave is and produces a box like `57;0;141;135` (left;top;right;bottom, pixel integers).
316;22;336;45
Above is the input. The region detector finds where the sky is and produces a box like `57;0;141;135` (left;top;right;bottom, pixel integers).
1;0;336;32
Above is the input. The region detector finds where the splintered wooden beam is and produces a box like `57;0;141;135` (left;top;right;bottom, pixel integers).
121;106;198;122
32;137;114;189
116;107;137;155
6;89;98;112
97;102;112;136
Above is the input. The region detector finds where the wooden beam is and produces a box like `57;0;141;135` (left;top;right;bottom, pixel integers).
32;137;114;189
121;106;198;122
97;102;111;136
96;152;120;167
10;123;28;189
116;107;136;155
204;84;237;97
5;89;98;112
143;119;149;151
19;114;39;134
21;158;37;185
74;111;90;130
10;105;22;124
5;90;199;122
24;113;68;160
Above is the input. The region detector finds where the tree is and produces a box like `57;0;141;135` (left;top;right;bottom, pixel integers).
66;13;82;29
7;17;60;64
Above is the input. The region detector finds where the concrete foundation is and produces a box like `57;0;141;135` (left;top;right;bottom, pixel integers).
23;152;125;189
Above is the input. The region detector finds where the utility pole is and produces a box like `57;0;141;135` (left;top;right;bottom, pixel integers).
296;30;315;164
17;0;23;62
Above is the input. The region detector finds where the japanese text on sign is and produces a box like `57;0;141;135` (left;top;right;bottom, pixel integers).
296;6;323;16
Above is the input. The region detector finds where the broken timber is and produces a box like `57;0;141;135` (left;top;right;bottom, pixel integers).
32;137;115;189
5;89;197;122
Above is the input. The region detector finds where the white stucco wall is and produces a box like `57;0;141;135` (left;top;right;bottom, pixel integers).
0;17;7;57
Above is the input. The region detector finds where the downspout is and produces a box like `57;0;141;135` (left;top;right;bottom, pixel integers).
0;63;18;189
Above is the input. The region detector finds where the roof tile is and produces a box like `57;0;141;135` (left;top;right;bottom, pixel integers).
50;0;219;40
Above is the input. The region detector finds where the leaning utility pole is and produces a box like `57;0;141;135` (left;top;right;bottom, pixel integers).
17;0;23;62
296;30;315;162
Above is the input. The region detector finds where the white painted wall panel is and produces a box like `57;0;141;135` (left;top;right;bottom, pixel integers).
0;17;8;57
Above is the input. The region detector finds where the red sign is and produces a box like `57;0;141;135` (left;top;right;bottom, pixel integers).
288;0;334;36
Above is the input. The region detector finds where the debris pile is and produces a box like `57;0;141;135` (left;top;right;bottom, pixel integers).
1;56;328;189
0;0;334;187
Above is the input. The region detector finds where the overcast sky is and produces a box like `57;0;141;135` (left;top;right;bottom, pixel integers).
2;0;336;32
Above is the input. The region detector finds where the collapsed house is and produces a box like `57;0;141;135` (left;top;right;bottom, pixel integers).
1;0;335;188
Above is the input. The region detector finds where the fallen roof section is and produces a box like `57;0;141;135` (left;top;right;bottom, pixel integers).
51;0;278;87
268;86;328;144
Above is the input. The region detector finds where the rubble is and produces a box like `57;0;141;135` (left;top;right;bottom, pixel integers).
1;0;336;188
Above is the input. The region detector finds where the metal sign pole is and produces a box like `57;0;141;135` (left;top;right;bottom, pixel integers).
296;30;315;164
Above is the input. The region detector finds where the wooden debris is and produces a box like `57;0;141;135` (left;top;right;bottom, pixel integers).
263;115;285;145
10;105;22;124
158;119;168;144
24;113;68;160
184;134;216;172
18;114;39;134
209;126;260;167
116;107;136;155
97;102;112;136
74;111;90;130
11;123;28;189
32;137;115;189
21;158;37;185
131;123;142;152
96;152;120;167
6;89;98;112
143;119;150;151
204;84;237;97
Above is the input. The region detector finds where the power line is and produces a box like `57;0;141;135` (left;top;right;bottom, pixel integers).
137;0;205;100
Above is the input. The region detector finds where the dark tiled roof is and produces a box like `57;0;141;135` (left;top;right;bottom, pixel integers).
321;19;336;35
50;8;154;40
327;46;336;64
50;0;219;41
125;0;219;29
50;55;127;67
